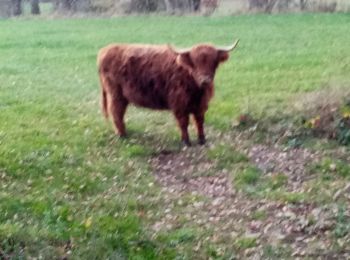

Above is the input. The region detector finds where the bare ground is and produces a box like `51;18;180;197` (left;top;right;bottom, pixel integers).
150;131;350;258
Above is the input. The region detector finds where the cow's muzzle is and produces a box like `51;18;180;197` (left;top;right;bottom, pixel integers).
198;75;213;88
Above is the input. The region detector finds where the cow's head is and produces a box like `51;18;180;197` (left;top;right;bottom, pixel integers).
169;39;239;88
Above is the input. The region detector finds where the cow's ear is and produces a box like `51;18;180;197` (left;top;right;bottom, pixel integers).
176;52;194;70
217;51;229;63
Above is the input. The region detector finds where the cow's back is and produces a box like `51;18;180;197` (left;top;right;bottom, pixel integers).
98;44;180;110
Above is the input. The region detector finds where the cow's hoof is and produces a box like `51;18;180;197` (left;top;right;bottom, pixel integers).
182;140;192;147
198;138;206;145
118;133;127;139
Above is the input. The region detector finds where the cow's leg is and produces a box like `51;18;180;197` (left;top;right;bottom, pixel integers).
175;113;191;146
193;112;206;145
109;95;128;137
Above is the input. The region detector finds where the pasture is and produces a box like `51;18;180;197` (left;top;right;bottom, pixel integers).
1;14;350;258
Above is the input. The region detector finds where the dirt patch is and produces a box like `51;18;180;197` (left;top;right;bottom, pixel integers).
249;144;321;191
150;139;350;257
151;148;233;198
249;144;321;177
152;143;322;198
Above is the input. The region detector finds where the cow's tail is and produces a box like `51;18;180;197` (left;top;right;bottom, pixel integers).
97;47;110;119
99;72;109;119
101;87;108;119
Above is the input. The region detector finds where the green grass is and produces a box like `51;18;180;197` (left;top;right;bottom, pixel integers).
234;166;261;186
207;144;249;169
234;236;257;250
262;244;292;259
334;205;350;238
1;14;350;258
251;209;268;221
311;157;350;179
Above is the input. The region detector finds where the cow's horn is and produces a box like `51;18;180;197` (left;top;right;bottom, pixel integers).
167;44;191;54
217;39;239;52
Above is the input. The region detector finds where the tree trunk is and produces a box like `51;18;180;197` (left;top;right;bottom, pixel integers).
0;0;12;17
265;0;277;13
12;0;22;16
53;0;59;10
300;0;307;10
61;0;71;10
31;0;40;14
164;0;173;12
193;0;200;11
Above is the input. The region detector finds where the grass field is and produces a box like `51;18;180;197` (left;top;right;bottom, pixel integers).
1;14;350;258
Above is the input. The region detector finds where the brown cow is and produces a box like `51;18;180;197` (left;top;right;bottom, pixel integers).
97;40;239;146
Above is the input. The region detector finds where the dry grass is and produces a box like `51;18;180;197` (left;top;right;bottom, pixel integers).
292;85;350;116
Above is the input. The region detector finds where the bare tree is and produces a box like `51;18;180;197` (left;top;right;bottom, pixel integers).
167;0;199;12
55;0;79;12
201;0;217;15
12;0;22;15
248;0;278;13
61;0;72;10
0;0;12;17
53;0;59;10
31;0;40;14
300;0;307;10
193;0;200;11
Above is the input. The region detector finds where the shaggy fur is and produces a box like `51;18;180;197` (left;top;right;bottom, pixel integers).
97;43;232;145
